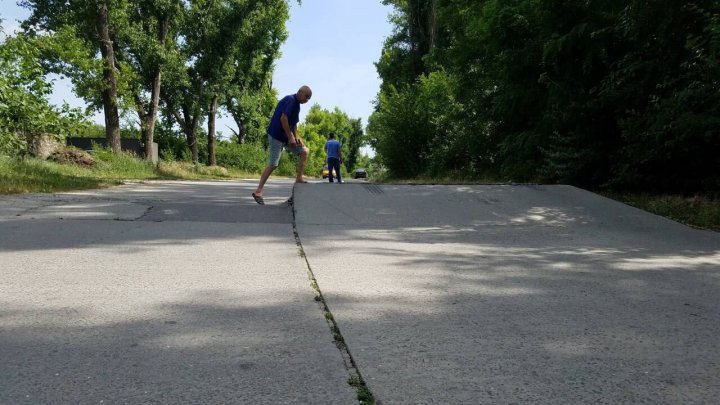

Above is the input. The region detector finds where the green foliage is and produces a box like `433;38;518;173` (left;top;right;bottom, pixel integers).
153;117;187;161
368;71;462;177
91;145;155;177
223;1;288;145
161;0;291;163
344;117;365;173
214;141;266;173
371;0;720;193
21;1;136;112
604;1;720;193
605;192;720;232
274;150;298;177
0;31;90;155
19;0;292;165
299;104;367;176
226;86;277;145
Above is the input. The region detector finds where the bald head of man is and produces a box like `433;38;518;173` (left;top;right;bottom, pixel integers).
296;85;312;104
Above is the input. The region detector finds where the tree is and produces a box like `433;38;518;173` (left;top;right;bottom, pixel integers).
368;71;461;178
163;0;291;165
602;1;720;192
21;0;125;152
0;29;89;155
115;0;183;160
371;0;720;193
300;104;365;175
224;2;288;145
226;84;277;145
344;118;365;173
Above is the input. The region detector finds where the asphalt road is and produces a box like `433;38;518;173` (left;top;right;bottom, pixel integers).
1;180;719;404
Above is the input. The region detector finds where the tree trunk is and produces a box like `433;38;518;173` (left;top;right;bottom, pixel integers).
97;2;121;153
183;107;199;164
134;98;148;151
237;121;246;144
226;97;247;144
207;93;218;166
171;105;199;164
232;112;247;145
428;0;437;55
144;17;169;161
190;81;203;163
189;128;198;163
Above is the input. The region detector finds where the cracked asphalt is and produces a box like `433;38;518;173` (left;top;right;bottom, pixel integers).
1;180;719;404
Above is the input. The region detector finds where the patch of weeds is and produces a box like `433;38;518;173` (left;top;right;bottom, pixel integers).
331;326;344;343
348;376;375;404
602;191;720;231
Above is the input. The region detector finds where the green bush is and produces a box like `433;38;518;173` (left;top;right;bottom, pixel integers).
0;33;90;156
368;71;462;178
214;140;300;177
0;133;26;156
215;141;266;172
275;151;298;177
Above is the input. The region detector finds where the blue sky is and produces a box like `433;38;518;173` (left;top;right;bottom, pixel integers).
1;0;394;137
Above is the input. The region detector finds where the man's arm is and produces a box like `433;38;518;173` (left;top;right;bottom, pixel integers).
294;129;303;147
280;114;296;146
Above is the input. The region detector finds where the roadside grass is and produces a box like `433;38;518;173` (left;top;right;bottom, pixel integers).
602;192;720;232
0;154;254;194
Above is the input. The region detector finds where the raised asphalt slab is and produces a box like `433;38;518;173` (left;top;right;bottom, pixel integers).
295;183;720;404
2;180;719;404
0;180;356;404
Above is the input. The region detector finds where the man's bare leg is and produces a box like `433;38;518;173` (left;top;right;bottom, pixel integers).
296;147;309;182
255;164;277;196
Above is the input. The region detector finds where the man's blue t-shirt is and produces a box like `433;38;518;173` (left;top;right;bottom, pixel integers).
267;94;300;143
325;139;341;159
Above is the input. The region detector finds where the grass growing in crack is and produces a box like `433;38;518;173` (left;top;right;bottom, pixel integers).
348;377;375;404
332;326;344;343
292;224;375;404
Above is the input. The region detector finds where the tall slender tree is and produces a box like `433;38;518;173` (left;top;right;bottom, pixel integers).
115;0;183;160
224;3;288;145
163;0;291;164
21;0;125;152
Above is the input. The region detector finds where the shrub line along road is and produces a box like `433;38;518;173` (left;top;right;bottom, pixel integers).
1;180;719;403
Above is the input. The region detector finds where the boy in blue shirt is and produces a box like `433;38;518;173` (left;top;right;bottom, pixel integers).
324;132;342;183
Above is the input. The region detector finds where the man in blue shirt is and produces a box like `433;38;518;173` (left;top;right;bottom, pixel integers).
324;132;343;183
252;85;312;205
